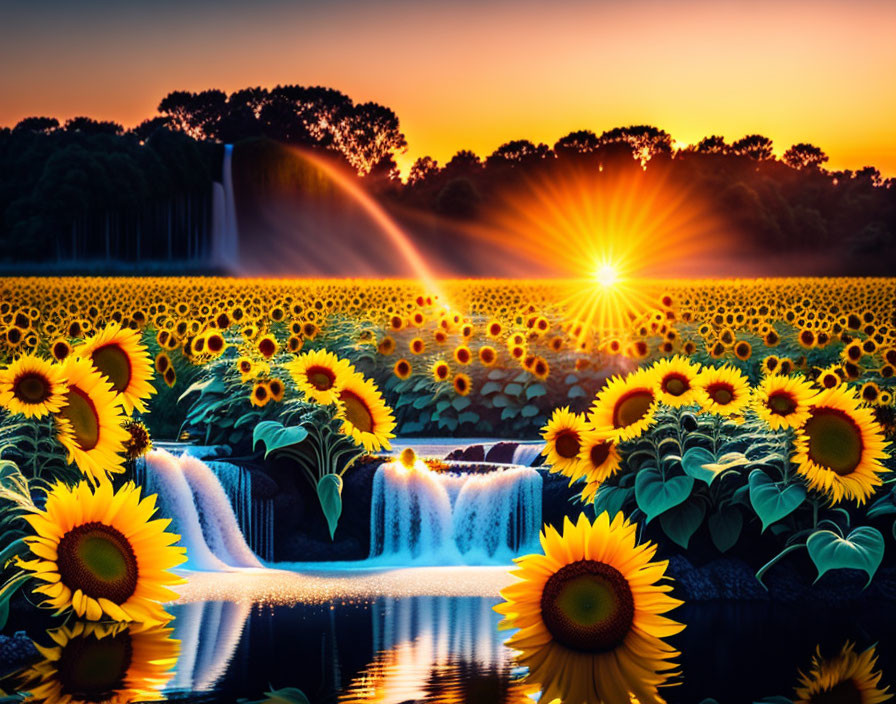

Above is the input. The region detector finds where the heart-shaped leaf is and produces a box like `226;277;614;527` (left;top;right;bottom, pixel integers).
681;447;720;485
317;473;344;540
807;526;885;586
748;470;806;531
252;421;309;458
635;466;695;523
593;485;632;516
708;505;743;553
659;499;706;548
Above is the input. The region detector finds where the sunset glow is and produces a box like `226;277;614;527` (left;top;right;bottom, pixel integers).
1;0;894;177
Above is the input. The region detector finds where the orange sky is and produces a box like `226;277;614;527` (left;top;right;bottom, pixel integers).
2;0;894;177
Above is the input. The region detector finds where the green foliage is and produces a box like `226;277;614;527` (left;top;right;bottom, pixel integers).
634;466;694;523
748;470;806;532
253;422;309;458
806;527;885;586
317;474;344;540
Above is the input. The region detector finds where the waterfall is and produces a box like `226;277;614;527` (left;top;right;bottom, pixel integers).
511;442;545;467
210;144;239;270
369;460;541;564
180;456;263;568
139;450;265;570
140;451;230;571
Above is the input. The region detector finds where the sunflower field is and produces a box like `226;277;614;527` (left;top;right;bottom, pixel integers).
0;275;895;646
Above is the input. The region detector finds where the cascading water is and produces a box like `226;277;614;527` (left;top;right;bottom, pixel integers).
139;450;265;570
511;442;545;467
140;451;230;571
210;144;239;270
180;456;263;568
205;460;273;562
369;460;541;564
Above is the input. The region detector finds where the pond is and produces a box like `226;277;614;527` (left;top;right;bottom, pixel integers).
120;568;896;702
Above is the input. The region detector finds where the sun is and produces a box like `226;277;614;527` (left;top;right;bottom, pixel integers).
594;262;620;288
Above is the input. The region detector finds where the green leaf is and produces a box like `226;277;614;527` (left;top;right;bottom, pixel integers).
492;394;512;408
807;526;885;586
317;474;344;540
504;382;524;396
708;506;743;553
568;385;587;399
487;369;507;380
177;378;226;403
634;466;694;523
0;538;26;566
659;500;706;548
593;485;631;516
263;687;311;704
458;411;480;425
525;384;546;399
748;470;806;531
681;447;720;486
452;396;472;411
500;406;520;420
564;374;579;385
520;404;540;418
252;421;310;458
481;381;502;395
413;395;432;410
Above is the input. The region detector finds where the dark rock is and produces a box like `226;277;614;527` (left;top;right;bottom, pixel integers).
445;448;465;461
460;445;485;462
249;468;279;500
540;468;592;532
485;441;518;464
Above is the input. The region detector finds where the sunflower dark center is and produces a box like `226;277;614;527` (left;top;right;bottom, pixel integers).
662;373;689;396
56;522;139;605
612;389;653;428
807;678;863;704
706;383;734;405
554;430;580;459
805;408;864;476
91;344;132;393
540;559;635;653
589;441;611;467
768;390;798;415
341;390;374;433
55;632;133;702
14;372;51;404
59;387;100;451
307;366;336;390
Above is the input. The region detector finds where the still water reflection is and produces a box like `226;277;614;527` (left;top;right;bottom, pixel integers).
11;570;896;703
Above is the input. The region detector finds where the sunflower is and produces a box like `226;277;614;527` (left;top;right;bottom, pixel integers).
336;372;396;452
541;407;588;477
431;360;450;382
795;642;891;704
55;357;130;484
50;338;73;362
0;354;66;418
479;345;498;366
495;513;683;704
792;385;889;505
268;377;285;402
19;480;185;624
287;349;354;405
453;372;472;396
250;381;271;408
22;621;180;704
588;369;660;443
693;365;752;416
753;374;816;430
575;428;623;488
74;323;156;415
122;419;152;460
454;345;473;365
651;355;700;407
393;358;412;380
256;333;278;359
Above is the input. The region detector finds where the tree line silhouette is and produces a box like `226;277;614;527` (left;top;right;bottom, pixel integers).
1;84;893;269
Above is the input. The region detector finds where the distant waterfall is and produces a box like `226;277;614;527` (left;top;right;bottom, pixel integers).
206;461;273;562
369;461;542;564
511;442;545;467
210;144;239;270
138;450;265;570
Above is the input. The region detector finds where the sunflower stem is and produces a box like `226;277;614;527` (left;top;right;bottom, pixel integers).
755;543;806;589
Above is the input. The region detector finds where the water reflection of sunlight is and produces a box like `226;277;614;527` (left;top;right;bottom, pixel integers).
340;596;531;704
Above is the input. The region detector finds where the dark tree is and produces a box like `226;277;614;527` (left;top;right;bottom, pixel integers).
64;117;124;135
334;102;407;174
783;143;829;171
14;117;59;133
407;156;440;186
598;125;672;161
731;134;774;160
485;140;553;169
694;135;728;154
436;177;481;218
553;130;601;158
